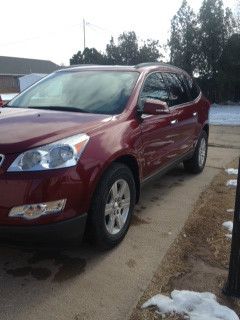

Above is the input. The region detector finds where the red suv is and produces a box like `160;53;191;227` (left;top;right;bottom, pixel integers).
2;63;210;249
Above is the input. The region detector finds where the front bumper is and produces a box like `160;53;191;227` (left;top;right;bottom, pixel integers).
0;165;91;240
0;213;87;242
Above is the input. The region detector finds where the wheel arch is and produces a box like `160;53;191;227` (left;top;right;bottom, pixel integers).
202;123;209;138
88;153;141;209
113;154;140;203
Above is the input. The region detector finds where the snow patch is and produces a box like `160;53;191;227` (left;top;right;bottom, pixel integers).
226;234;232;240
142;290;239;320
226;209;234;214
1;93;18;101
226;180;237;188
222;221;233;233
210;105;240;126
225;168;238;175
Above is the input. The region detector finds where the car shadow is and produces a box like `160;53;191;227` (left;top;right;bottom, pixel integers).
0;239;99;282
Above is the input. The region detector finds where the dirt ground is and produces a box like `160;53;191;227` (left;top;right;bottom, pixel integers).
130;160;240;319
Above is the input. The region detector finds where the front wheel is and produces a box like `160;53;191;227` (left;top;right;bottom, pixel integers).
88;163;136;250
183;131;208;174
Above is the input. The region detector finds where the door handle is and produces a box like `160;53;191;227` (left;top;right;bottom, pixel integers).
170;119;178;125
193;112;198;117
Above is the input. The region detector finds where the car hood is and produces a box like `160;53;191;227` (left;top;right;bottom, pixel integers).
0;107;113;154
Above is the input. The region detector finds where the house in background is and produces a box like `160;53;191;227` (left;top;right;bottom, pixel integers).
0;56;60;93
19;73;47;91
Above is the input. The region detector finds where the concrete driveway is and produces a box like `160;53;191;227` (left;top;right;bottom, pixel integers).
0;125;239;320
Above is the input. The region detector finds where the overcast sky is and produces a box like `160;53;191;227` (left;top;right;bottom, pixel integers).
0;0;237;65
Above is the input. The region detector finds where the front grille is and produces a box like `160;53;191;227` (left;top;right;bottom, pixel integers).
0;154;4;166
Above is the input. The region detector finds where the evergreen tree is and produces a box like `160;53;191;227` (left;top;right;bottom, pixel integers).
105;37;122;64
217;33;240;101
225;7;237;39
220;33;240;76
117;31;139;65
236;0;240;32
168;0;198;75
70;32;162;66
70;48;105;65
105;32;162;65
138;39;162;63
81;48;106;64
198;0;235;77
70;51;84;65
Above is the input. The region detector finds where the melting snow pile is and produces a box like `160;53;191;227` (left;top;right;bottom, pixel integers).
142;290;239;320
226;180;237;188
223;221;233;239
222;221;233;233
225;168;238;175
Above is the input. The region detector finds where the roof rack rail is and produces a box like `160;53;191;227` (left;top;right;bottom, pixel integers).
135;62;164;68
134;62;183;71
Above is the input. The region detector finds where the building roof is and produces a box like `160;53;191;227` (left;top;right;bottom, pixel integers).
0;56;60;75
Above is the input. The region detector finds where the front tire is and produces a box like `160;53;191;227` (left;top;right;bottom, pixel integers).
183;131;208;174
88;163;136;250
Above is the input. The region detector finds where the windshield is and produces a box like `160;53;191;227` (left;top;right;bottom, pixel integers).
8;70;139;115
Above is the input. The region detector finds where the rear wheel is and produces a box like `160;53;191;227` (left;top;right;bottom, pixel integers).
183;131;208;174
88;163;136;250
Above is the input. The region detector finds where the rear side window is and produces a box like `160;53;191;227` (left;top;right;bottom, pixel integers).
140;72;169;103
162;73;189;106
185;76;201;100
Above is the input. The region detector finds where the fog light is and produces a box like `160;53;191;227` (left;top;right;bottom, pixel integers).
9;199;66;220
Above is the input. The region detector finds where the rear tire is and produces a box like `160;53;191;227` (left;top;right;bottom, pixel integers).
88;163;136;250
183;131;208;174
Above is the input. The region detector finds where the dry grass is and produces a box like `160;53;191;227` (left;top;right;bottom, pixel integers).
130;161;240;320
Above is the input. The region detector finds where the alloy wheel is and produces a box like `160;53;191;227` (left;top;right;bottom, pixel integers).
104;179;130;235
198;137;207;168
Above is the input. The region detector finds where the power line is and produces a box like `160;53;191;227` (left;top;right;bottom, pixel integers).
0;19;126;50
0;22;84;48
83;18;86;50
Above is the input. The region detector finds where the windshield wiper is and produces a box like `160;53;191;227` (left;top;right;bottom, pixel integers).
26;106;90;113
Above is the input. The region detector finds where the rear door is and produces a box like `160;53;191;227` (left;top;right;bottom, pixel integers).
183;74;203;143
162;72;197;158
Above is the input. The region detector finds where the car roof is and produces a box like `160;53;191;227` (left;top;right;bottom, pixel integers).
58;62;185;75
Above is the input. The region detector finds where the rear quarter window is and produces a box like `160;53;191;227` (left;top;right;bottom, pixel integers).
185;76;201;100
162;73;189;106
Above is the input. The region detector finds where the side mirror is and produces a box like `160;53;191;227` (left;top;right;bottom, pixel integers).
142;98;170;115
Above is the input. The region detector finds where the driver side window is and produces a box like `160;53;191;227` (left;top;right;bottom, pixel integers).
140;72;169;105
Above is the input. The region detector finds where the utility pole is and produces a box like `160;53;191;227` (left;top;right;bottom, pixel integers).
83;18;86;50
223;158;240;297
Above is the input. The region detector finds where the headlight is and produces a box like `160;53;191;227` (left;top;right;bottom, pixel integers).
8;133;89;172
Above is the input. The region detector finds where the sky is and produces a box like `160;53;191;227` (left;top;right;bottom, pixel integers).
0;0;237;66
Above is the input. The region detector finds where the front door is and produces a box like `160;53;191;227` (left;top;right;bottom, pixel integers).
139;72;179;178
